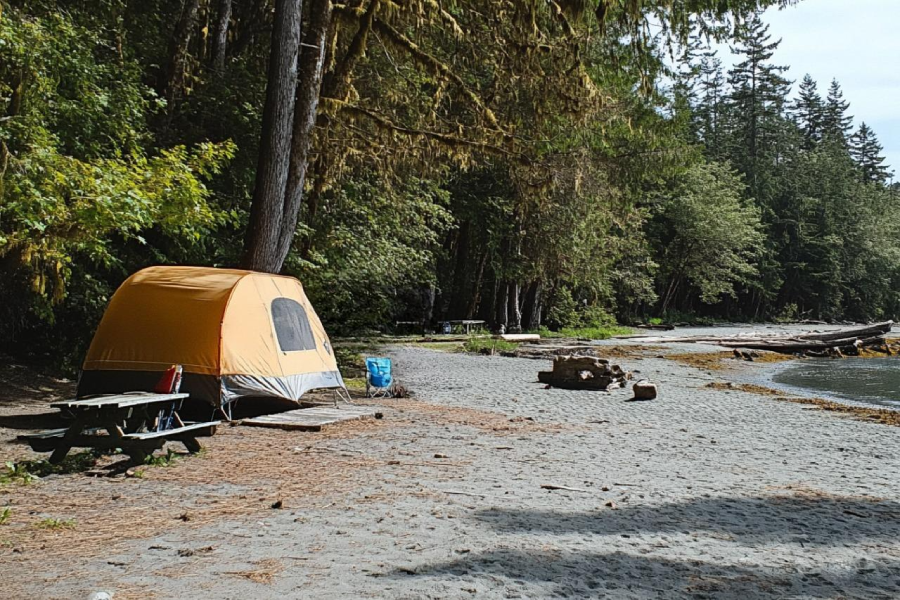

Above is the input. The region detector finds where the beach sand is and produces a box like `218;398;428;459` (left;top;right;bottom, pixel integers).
1;335;899;598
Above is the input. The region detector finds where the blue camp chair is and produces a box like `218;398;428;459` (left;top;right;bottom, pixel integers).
365;357;394;398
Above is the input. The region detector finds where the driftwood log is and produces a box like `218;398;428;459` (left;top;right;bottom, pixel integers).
538;355;630;390
638;321;894;355
634;323;675;331
512;344;599;360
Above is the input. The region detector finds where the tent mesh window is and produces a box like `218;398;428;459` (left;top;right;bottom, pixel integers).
271;298;317;352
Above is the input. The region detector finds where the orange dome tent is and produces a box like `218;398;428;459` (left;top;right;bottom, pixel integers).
77;266;345;407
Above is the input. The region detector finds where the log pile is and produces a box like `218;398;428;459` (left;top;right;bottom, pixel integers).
538;355;630;391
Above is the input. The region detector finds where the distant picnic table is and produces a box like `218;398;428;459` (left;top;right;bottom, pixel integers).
443;320;486;335
20;392;219;464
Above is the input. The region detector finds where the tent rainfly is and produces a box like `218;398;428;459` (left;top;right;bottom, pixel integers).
77;266;345;406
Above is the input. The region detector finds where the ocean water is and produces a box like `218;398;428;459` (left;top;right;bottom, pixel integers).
773;356;900;408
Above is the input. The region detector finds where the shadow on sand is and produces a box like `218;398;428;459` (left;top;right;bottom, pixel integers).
387;495;900;598
474;494;900;545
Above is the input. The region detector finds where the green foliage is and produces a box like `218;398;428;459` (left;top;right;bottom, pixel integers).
0;5;234;357
462;338;519;354
850;123;891;184
659;309;732;326
654;162;764;310
1;451;99;484
294;178;452;335
418;341;466;352
1;0;895;371
536;325;632;340
674;26;900;322
333;345;367;375
0;506;10;525
1;461;39;485
580;305;617;329
545;288;581;330
35;517;76;530
775;303;799;323
144;448;180;467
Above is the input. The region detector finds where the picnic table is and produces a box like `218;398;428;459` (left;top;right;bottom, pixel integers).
19;392;220;464
442;320;486;335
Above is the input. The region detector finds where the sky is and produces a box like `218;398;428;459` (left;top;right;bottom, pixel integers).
716;0;900;177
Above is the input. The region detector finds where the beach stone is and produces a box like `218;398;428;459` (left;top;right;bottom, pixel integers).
632;381;657;400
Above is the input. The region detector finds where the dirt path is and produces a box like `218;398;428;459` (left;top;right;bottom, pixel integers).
1;344;899;598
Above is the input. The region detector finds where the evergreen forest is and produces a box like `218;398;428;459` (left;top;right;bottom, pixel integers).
2;0;898;368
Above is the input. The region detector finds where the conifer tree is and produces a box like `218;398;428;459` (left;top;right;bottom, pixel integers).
694;50;728;159
791;74;823;149
850;122;891;184
672;36;702;137
822;79;854;142
726;12;791;199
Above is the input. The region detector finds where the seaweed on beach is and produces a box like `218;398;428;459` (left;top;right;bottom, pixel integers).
705;382;783;396
705;382;900;427
668;351;794;371
774;396;900;427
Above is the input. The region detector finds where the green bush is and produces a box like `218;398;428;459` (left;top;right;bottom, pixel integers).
463;338;519;354
775;303;799;323
545;288;581;330
580;305;616;328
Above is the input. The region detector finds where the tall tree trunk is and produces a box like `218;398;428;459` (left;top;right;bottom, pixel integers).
422;284;436;333
273;0;333;268
210;0;233;72
8;68;23;118
495;281;509;331
465;251;488;319
241;0;304;272
507;282;522;332
448;221;471;319
231;0;268;58
522;281;542;330
163;0;201;111
660;276;681;315
299;0;379;259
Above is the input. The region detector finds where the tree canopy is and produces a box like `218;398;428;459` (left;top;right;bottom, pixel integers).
2;0;898;368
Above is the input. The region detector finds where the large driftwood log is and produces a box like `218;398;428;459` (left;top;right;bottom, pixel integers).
795;322;894;342
514;344;598;360
719;334;888;353
538;355;629;390
643;321;894;354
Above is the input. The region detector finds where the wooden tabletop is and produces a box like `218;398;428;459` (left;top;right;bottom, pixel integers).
51;392;189;411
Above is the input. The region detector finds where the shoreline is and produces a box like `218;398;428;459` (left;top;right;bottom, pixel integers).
593;323;899;413
745;354;900;411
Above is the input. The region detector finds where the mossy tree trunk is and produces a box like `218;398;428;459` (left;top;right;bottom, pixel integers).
241;0;303;272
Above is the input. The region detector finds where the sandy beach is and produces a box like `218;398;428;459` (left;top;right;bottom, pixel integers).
1;333;899;599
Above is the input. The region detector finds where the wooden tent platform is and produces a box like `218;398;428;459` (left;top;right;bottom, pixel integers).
241;406;381;432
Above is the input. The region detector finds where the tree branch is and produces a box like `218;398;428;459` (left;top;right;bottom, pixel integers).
370;17;502;130
326;98;521;160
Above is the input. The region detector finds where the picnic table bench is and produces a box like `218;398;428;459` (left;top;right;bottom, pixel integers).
19;392;220;464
